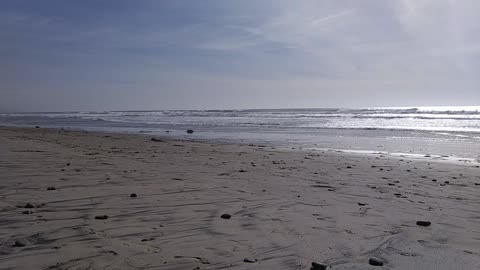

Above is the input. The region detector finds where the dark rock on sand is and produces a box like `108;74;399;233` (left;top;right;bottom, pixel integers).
14;239;31;247
187;129;194;134
95;215;109;220
130;193;137;198
416;221;431;227
22;210;33;214
311;262;327;270
141;237;155;242
369;257;384;266
358;202;367;206
243;258;257;263
24;203;36;209
47;187;56;190
35;126;40;128
220;214;232;219
150;138;163;142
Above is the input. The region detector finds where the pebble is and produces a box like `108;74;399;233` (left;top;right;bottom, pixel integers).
47;187;56;190
24;203;36;209
220;214;232;219
243;258;257;263
95;215;109;220
311;262;327;270
130;193;137;198
14;239;31;247
368;257;384;266
150;138;163;142
187;129;194;134
416;221;431;227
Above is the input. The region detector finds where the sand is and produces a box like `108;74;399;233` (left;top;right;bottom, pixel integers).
0;127;479;270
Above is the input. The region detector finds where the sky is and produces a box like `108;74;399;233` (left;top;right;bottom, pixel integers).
1;0;479;112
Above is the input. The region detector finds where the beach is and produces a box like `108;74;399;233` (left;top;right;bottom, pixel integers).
0;127;479;270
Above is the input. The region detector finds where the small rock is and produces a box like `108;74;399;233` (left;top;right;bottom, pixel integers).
22;210;33;214
141;237;155;242
35;126;40;128
243;258;257;263
358;202;367;206
47;187;56;191
368;257;384;266
311;262;327;270
220;214;231;219
130;193;137;198
416;221;431;227
95;215;109;220
150;138;163;142
14;239;31;247
24;203;36;209
238;169;246;173
187;129;194;134
66;163;71;166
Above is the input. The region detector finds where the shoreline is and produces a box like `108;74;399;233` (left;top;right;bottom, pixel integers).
1;127;479;269
4;125;479;167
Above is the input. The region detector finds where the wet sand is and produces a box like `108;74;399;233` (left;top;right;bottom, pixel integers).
0;127;479;270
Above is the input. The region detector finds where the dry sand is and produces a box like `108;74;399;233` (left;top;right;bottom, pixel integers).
0;127;479;270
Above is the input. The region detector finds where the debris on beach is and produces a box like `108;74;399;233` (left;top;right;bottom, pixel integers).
416;221;431;227
243;258;257;263
220;214;231;219
368;257;384;266
311;262;327;270
24;203;36;209
14;239;31;247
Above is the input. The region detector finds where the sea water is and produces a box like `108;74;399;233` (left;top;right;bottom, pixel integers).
1;106;479;163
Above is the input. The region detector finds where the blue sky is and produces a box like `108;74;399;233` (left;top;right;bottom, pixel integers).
1;0;479;111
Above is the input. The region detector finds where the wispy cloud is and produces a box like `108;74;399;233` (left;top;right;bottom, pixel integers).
0;0;479;111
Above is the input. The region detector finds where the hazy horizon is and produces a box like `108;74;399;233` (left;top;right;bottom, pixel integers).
1;1;479;112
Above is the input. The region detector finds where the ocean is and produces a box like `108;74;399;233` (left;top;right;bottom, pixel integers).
1;106;479;163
